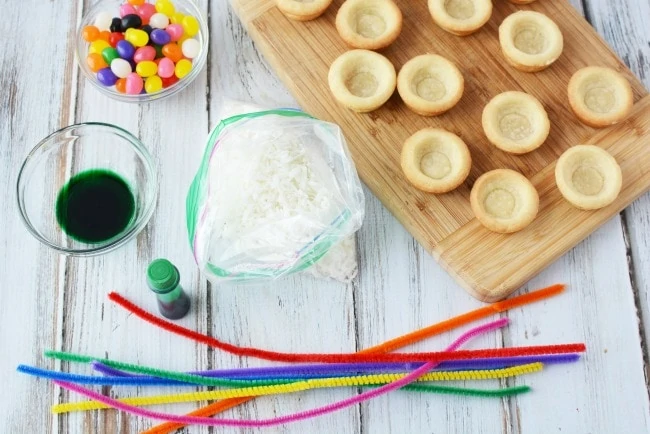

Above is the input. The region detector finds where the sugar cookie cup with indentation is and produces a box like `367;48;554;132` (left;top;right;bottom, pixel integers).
499;11;563;72
397;54;464;116
335;0;403;50
555;145;622;210
470;169;539;233
328;49;396;112
401;128;472;193
428;0;493;36
482;91;550;154
567;66;633;128
276;0;334;21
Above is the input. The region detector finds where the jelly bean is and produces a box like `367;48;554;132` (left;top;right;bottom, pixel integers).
162;43;183;62
145;75;163;93
89;39;110;55
109;31;124;47
149;12;169;29
136;60;158;77
110;17;122;33
111;58;132;78
128;0;145;5
121;14;142;31
125;28;149;47
141;24;153;36
82;25;99;42
133;46;156;63
119;3;137;18
115;78;127;93
181;39;200;59
181;16;199;37
97;67;118;86
154;44;164;59
125;72;144;94
161;74;179;88
155;0;175;16
169;12;184;24
102;47;119;65
94;11;113;31
116;39;136;59
175;59;192;79
98;30;111;42
86;53;108;72
157;57;175;78
136;3;156;23
150;28;171;45
165;24;183;42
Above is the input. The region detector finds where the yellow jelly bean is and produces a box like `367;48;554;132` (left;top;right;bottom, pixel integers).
155;0;175;16
144;75;163;93
181;16;199;37
88;40;110;55
125;28;149;47
175;59;192;79
136;61;158;77
169;12;185;24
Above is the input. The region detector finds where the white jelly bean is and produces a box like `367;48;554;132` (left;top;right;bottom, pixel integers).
181;39;200;59
149;13;170;29
110;58;132;79
94;11;113;31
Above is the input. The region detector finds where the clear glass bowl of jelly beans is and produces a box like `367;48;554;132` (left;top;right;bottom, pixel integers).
76;0;208;102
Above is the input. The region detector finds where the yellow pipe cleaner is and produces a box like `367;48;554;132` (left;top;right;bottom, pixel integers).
52;363;542;414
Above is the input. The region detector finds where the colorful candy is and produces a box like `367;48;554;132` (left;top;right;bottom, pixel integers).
181;38;200;59
111;58;132;78
83;0;202;95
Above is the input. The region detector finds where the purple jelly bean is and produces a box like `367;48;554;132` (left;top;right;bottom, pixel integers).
150;28;171;46
96;67;118;86
116;40;135;60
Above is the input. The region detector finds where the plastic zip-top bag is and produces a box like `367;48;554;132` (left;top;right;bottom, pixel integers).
186;102;365;284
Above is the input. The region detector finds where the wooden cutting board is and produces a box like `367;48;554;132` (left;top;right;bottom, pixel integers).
231;0;650;301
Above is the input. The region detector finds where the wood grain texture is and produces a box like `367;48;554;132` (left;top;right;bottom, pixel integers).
2;0;650;433
232;0;650;301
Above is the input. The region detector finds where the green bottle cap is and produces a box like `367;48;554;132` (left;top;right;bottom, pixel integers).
147;259;180;293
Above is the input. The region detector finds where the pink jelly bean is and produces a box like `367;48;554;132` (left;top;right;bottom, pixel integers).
165;24;184;42
157;57;175;78
125;72;144;94
119;4;137;17
135;3;156;23
133;46;156;63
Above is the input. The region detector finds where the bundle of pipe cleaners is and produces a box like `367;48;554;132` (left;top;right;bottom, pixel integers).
18;284;586;432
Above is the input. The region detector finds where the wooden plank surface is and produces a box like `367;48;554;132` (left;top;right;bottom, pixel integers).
0;0;649;433
232;0;650;301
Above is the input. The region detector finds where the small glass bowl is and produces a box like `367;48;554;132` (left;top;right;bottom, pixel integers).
16;123;158;256
76;0;208;103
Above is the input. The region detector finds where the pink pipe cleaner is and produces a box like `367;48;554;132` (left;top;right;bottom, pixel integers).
53;319;507;428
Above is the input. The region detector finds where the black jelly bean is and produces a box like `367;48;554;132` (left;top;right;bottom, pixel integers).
121;14;142;31
110;17;122;33
141;24;153;36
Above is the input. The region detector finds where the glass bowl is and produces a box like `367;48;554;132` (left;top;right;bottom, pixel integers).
16;123;158;256
76;0;208;103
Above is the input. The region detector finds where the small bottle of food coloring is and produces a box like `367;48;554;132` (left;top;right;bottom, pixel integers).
146;259;191;320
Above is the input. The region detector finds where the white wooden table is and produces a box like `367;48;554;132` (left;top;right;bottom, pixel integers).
1;1;649;433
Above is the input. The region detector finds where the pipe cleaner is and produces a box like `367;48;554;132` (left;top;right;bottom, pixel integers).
50;320;511;428
92;353;580;381
107;284;567;363
143;283;569;432
52;363;540;413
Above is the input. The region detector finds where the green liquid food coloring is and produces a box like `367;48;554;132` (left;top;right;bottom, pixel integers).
55;170;135;243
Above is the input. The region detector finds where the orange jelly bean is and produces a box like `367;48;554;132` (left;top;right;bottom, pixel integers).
115;78;128;93
128;0;145;5
86;53;108;72
98;30;111;42
82;25;100;42
162;43;183;63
